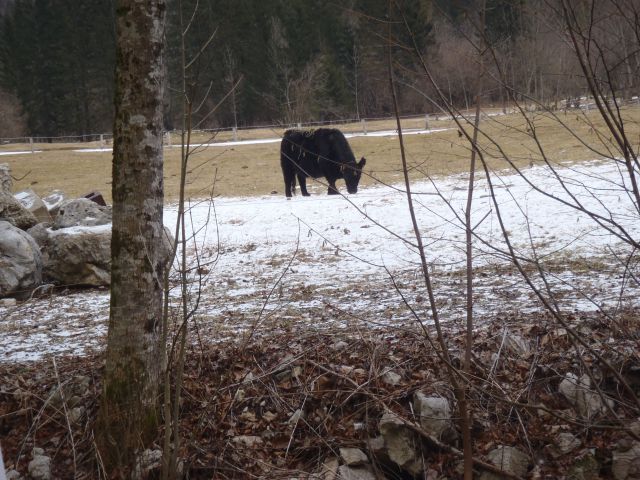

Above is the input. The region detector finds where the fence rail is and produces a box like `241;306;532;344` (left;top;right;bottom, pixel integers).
2;98;637;147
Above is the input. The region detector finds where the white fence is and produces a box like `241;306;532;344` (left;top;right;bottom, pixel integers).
0;112;468;147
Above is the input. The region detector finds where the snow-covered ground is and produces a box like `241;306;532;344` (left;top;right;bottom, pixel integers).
1;160;638;362
0;150;42;156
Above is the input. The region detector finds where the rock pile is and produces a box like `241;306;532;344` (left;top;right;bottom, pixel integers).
0;163;171;299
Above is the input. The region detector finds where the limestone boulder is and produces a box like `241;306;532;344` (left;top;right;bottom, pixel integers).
30;223;174;287
0;220;42;298
612;441;640;480
31;223;112;287
559;372;613;419
14;188;52;223
42;190;66;216
28;447;51;480
339;447;368;467
133;449;163;480
54;198;112;229
378;411;423;476
479;446;529;480
413;392;455;441
0;190;38;230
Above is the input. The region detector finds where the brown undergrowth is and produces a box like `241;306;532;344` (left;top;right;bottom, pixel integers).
1;308;638;478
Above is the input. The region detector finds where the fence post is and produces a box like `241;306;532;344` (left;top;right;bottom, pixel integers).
232;126;238;142
99;134;104;148
297;122;302;129
165;131;172;147
29;137;34;153
361;118;367;135
425;114;430;130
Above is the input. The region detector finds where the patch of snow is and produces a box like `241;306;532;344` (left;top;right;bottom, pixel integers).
72;148;111;153
14;190;35;209
2;160;638;362
70;127;451;153
0;150;43;156
48;224;112;235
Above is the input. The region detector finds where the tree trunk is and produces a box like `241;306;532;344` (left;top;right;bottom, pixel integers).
96;0;166;473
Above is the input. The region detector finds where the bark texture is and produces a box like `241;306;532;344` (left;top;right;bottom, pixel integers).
97;0;167;473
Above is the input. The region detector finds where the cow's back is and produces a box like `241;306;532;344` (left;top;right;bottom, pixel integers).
313;128;356;168
281;129;321;177
281;128;356;178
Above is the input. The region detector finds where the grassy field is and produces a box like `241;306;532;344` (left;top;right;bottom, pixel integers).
2;107;638;203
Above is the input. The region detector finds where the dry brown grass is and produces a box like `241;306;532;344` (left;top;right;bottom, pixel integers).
2;106;638;203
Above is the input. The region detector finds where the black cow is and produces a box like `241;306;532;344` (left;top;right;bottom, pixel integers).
280;128;366;198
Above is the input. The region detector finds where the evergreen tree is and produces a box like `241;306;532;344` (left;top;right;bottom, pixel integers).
0;0;115;137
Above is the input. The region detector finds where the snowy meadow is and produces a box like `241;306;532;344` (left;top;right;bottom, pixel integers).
1;150;637;362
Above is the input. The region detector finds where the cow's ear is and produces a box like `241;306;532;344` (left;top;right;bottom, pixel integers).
358;157;367;168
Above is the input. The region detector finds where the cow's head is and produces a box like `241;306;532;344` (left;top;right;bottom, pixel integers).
342;157;367;194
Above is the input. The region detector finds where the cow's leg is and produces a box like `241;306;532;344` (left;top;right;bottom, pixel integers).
298;175;310;196
282;153;296;198
284;173;293;198
327;180;339;195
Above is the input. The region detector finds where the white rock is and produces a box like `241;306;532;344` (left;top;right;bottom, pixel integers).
234;388;245;402
366;436;385;457
0;190;38;230
339;447;368;466
69;406;85;424
288;408;303;425
0;220;42;298
337;465;376;480
332;341;349;350
320;457;339;480
5;470;21;480
54;198;111;229
554;432;581;456
14;188;51;223
612;441;640;480
559;373;612;419
28;449;51;480
42;190;66;215
133;449;162;480
30;223;111;287
413;392;452;440
379;411;423;476
479;445;529;479
381;370;402;386
263;411;277;423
